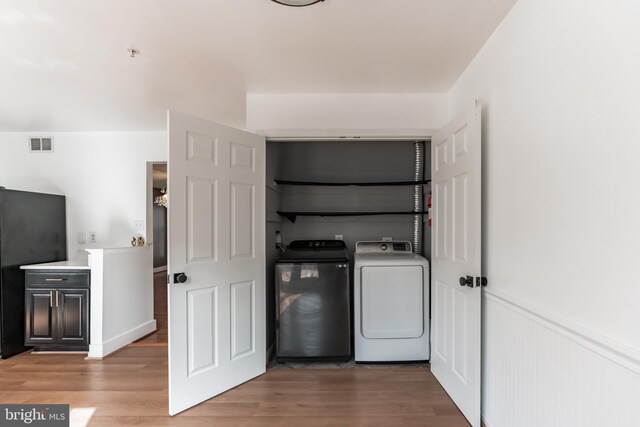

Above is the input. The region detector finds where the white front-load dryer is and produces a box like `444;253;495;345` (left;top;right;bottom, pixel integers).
354;241;430;362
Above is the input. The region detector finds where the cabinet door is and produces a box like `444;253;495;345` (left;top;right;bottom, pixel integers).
25;289;56;344
57;289;89;346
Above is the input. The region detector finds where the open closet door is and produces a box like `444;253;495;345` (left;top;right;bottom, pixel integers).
430;101;482;426
167;110;266;415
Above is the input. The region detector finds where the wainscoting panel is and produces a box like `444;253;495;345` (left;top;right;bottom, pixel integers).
482;290;640;427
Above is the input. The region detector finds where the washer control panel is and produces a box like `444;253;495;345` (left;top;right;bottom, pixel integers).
355;241;413;253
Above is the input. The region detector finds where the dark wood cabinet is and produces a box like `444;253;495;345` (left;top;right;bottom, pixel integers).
57;289;89;345
25;270;90;351
25;289;56;344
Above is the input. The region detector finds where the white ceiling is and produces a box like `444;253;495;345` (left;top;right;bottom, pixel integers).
0;0;516;132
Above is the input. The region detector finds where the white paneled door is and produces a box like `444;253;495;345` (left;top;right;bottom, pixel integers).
431;102;482;426
167;111;265;415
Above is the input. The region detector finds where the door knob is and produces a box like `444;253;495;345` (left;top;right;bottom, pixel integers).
459;276;473;287
174;273;188;284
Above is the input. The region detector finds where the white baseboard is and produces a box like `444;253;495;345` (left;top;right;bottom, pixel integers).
88;319;157;359
153;266;167;273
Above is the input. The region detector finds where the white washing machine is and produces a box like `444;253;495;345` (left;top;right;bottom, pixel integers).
354;241;430;362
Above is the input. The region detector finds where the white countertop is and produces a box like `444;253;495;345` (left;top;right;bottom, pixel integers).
20;260;90;270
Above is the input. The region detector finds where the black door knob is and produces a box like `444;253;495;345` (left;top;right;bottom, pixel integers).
459;276;473;287
174;273;188;284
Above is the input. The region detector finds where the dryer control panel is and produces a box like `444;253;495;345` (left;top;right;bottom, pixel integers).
355;241;412;253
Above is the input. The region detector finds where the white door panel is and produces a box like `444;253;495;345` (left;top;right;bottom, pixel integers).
431;102;482;426
168;111;265;415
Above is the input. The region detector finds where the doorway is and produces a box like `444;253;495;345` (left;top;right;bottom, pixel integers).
134;161;168;346
264;138;432;365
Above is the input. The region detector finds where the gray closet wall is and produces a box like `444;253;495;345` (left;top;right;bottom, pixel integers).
275;140;431;257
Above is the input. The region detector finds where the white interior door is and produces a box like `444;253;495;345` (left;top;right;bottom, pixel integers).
167;110;265;415
431;101;482;426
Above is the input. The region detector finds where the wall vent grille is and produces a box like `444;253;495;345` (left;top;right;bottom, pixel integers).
29;137;54;152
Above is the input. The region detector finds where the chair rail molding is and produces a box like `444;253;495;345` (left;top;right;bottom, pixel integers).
483;289;640;374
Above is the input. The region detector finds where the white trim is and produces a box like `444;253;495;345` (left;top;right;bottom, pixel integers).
482;415;494;427
87;319;157;358
87;250;104;348
153;266;167;273
484;289;640;375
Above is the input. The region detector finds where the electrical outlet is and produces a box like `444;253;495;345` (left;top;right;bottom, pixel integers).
77;232;86;244
88;232;97;243
382;237;393;241
134;220;145;231
335;234;343;241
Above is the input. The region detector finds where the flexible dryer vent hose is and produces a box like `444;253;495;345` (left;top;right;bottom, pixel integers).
413;141;423;255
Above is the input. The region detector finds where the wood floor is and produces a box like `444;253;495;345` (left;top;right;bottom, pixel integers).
133;272;168;345
0;347;468;426
0;272;469;426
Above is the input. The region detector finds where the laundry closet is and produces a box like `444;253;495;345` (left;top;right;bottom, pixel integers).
165;105;480;417
265;139;432;360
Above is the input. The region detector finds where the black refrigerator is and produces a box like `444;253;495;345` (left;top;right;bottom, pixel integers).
0;188;67;359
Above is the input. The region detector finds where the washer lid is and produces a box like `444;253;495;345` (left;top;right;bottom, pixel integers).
289;240;347;250
278;240;349;263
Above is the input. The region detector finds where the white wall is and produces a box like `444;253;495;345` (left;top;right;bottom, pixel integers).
247;93;448;137
449;0;640;425
0;132;167;259
87;247;156;358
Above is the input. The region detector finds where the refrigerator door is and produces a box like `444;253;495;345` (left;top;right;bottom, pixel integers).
0;189;67;359
276;262;350;360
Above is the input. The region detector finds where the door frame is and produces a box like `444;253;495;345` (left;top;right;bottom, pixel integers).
266;133;436;346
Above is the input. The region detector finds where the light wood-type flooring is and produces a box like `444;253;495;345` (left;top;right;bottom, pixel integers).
133;272;168;345
0;273;468;426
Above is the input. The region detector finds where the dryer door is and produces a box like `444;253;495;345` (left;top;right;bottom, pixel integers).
361;266;424;339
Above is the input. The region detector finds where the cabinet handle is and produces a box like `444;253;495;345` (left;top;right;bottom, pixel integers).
50;291;53;307
46;278;65;282
56;290;59;307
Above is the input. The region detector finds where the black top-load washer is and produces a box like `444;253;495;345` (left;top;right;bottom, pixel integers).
275;240;350;362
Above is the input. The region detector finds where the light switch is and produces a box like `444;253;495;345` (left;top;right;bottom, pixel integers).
77;232;86;244
88;232;97;243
